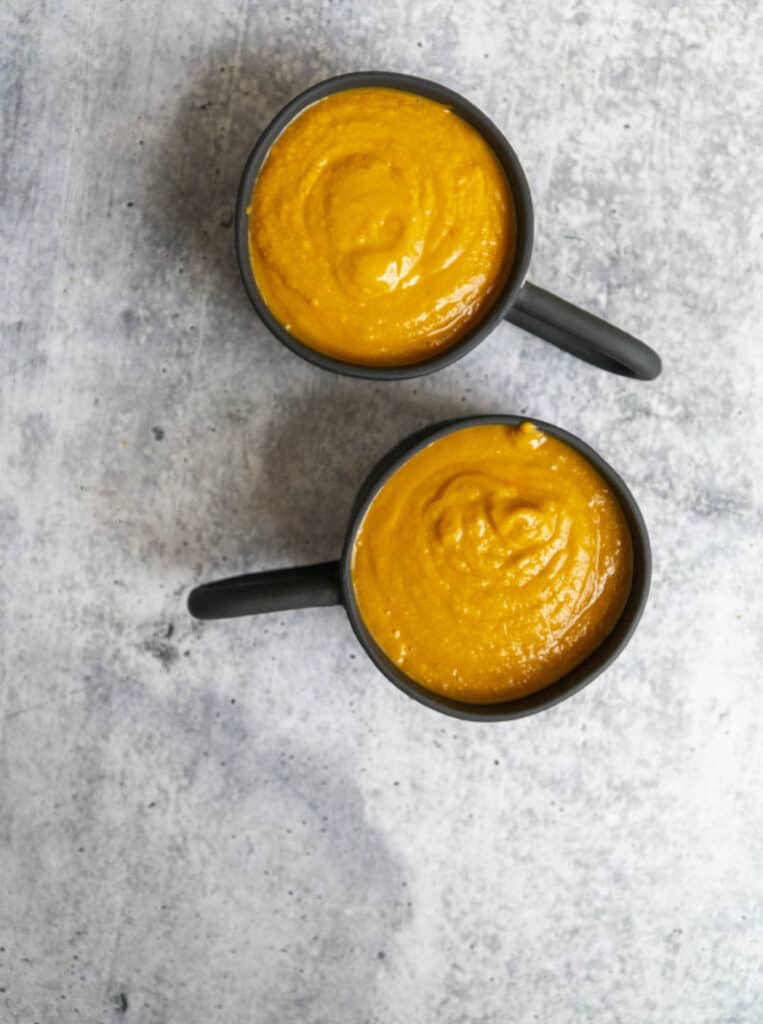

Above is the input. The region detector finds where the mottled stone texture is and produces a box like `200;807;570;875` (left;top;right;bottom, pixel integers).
1;1;762;1021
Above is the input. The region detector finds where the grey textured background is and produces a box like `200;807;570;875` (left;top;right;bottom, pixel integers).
2;0;762;1021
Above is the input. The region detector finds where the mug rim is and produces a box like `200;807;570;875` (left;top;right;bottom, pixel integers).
338;415;652;721
235;70;535;380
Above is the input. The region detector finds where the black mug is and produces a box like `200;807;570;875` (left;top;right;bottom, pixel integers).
188;415;652;721
235;71;662;382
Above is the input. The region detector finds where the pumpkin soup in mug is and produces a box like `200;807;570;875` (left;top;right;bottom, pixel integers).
247;88;515;366
351;423;633;703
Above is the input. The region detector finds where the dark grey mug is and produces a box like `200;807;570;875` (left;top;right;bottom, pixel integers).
188;415;652;721
235;71;662;382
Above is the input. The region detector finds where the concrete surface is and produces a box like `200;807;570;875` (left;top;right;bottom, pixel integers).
1;0;762;1021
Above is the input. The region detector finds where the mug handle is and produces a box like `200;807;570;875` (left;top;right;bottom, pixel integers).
505;281;661;380
187;561;342;619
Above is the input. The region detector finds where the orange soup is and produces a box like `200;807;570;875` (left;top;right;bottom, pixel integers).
351;423;633;703
248;88;514;366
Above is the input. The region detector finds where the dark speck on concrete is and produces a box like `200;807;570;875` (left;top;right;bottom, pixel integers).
114;992;128;1013
165;622;174;639
143;634;179;669
120;309;137;332
377;950;386;959
151;426;165;441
